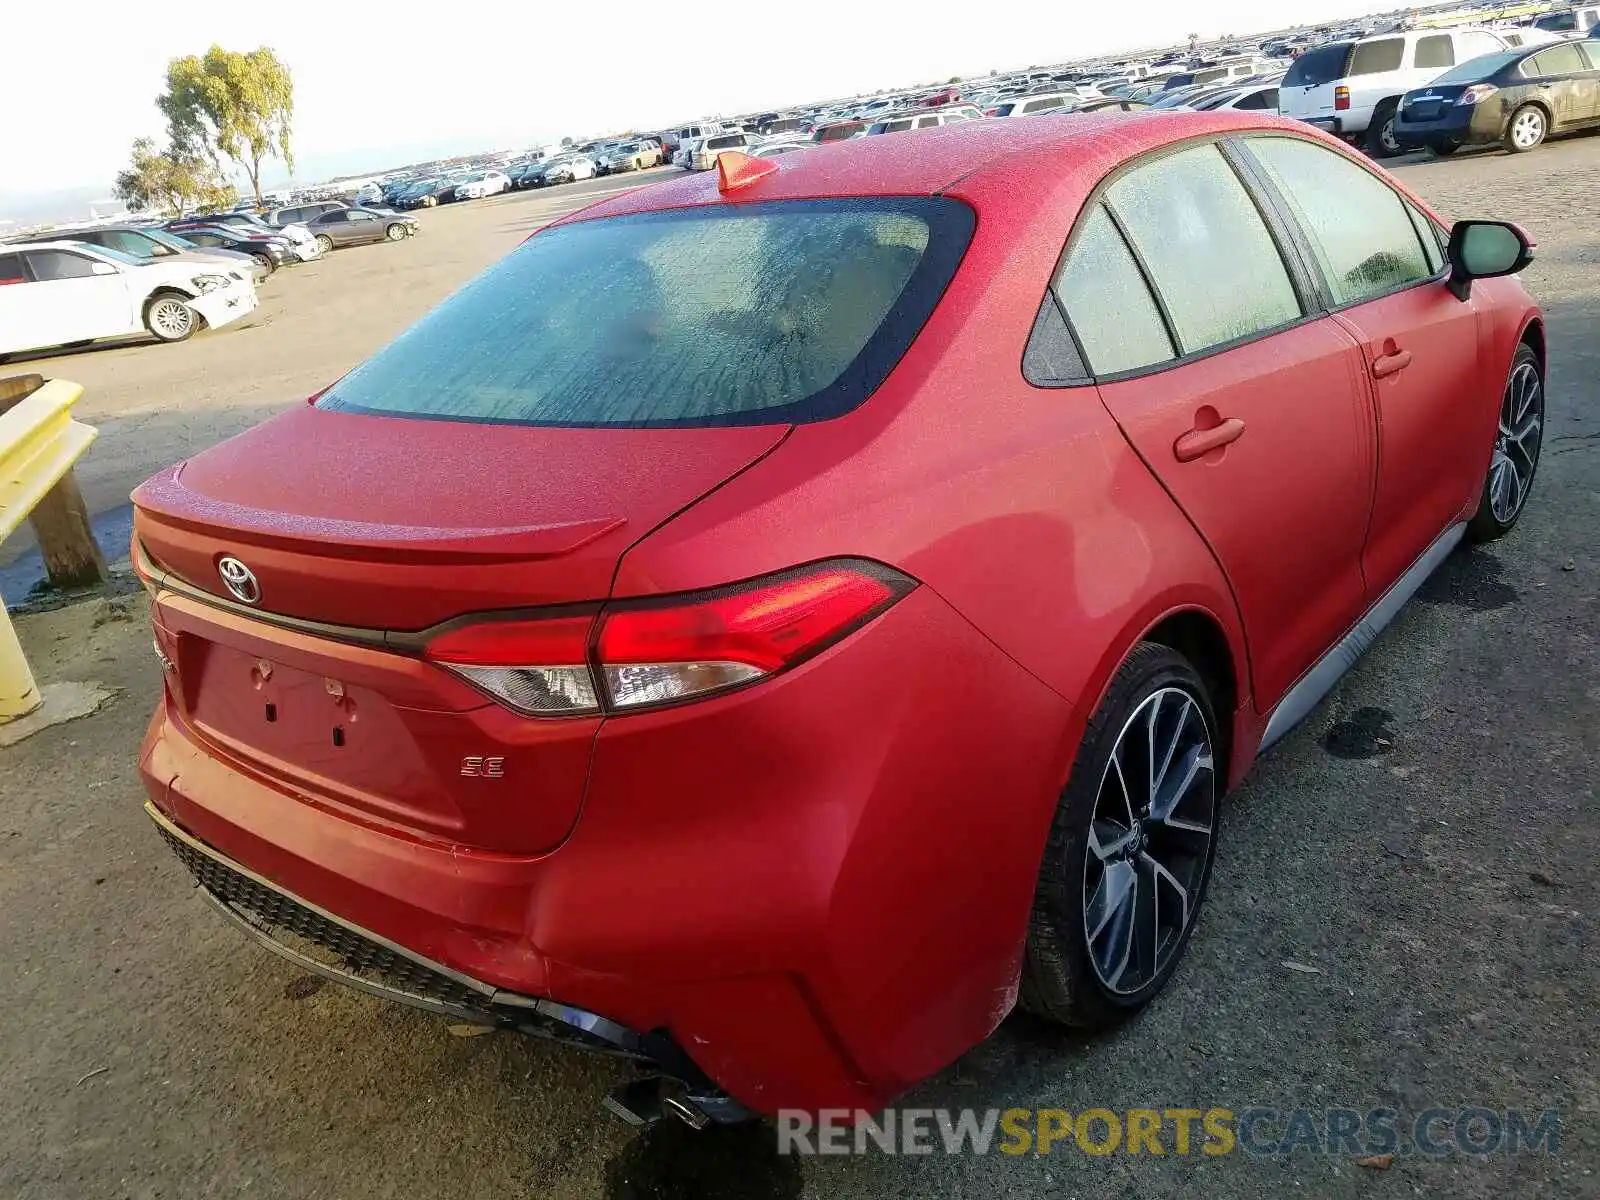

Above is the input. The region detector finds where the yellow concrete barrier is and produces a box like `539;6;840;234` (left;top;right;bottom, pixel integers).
0;379;97;723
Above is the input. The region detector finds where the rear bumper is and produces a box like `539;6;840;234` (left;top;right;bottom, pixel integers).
138;585;1078;1114
1394;104;1503;148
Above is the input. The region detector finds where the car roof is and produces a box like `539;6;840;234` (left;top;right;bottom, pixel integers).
568;111;1310;224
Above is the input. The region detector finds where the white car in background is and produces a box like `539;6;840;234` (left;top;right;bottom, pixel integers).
453;171;512;200
539;155;597;184
0;241;257;355
687;131;769;170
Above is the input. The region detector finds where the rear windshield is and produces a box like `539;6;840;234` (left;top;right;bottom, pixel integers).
1434;50;1522;85
317;198;975;427
1283;42;1354;87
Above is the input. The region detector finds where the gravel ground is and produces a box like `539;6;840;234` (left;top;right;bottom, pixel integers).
0;141;1596;1200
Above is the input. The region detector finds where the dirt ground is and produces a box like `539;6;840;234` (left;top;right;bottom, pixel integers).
1;143;1596;1200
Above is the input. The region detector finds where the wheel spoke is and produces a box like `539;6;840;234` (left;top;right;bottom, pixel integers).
1147;853;1190;938
1086;860;1136;944
1108;747;1139;830
1148;814;1212;860
1098;869;1138;987
1130;855;1159;984
1150;743;1212;823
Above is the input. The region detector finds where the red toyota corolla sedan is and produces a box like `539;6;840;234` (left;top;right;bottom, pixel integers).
133;111;1543;1126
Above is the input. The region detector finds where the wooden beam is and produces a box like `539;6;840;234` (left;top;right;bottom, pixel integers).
0;374;108;590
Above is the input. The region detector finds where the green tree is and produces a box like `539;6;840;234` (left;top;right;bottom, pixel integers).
113;137;235;216
158;46;294;206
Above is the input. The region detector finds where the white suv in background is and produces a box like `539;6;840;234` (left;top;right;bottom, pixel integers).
1279;26;1514;156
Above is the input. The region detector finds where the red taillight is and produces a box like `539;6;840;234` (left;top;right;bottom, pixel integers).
1334;86;1351;111
422;560;914;717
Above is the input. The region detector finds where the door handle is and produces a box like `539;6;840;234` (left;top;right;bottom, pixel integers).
1372;344;1413;379
1173;417;1246;462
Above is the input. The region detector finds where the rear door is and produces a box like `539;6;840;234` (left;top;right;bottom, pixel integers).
1240;134;1485;595
20;249;131;344
1055;142;1376;710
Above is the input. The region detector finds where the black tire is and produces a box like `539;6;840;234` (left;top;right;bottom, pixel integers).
143;292;198;343
1427;139;1461;157
1365;99;1402;158
385;222;408;241
1020;643;1221;1028
314;234;334;254
251;253;274;273
1503;104;1547;154
1466;343;1543;543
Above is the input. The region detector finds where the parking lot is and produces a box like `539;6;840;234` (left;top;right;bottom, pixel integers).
2;139;1597;1200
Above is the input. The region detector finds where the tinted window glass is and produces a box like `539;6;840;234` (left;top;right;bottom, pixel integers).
1527;44;1586;77
0;253;25;285
916;115;940;127
24;249;99;281
98;230;156;258
1349;38;1405;76
319;198;973;427
1052;204;1175;375
1023;97;1063;113
1436;51;1522;84
1283;42;1353;87
1106;144;1301;355
1022;297;1089;384
1246;136;1433;306
1415;35;1454;70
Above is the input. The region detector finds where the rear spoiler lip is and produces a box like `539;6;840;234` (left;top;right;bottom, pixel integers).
132;466;625;565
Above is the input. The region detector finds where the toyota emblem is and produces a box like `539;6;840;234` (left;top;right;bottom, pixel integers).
217;556;261;605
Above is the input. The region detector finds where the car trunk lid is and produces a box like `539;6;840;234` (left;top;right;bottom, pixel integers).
135;406;787;854
133;405;788;629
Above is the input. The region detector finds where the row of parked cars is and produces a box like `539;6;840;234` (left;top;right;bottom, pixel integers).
0;199;421;358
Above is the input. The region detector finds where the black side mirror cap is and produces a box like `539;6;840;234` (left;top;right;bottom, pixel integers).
1447;219;1535;301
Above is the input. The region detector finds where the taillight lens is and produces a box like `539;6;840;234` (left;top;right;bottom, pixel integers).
1334;86;1351;111
1455;84;1498;107
599;561;913;709
422;560;914;717
424;612;601;715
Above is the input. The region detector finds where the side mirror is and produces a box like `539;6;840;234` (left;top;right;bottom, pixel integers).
90;261;118;276
1447;219;1535;301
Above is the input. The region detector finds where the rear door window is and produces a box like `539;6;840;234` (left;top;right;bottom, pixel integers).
318;198;975;427
1104;144;1302;355
0;253;25;285
1414;35;1454;70
1526;44;1586;77
1244;136;1434;306
1348;38;1405;76
23;249;100;281
1052;205;1175;375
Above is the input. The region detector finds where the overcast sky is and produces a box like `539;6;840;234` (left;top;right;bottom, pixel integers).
2;0;1382;198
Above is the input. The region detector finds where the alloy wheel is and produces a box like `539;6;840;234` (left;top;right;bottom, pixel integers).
149;298;194;339
1082;687;1215;996
1512;109;1545;150
1489;360;1543;524
1380;117;1400;155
